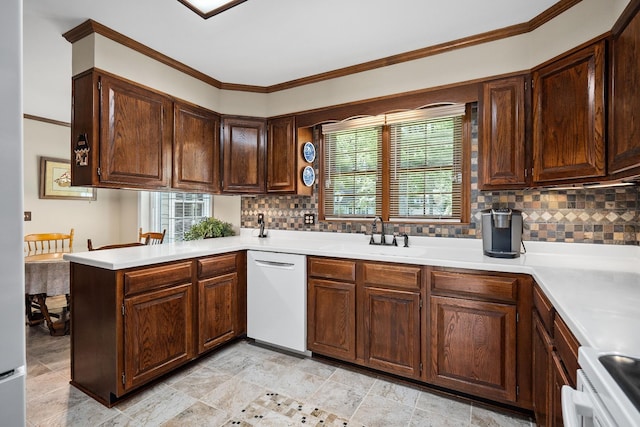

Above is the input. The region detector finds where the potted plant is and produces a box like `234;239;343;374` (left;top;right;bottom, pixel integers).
183;217;235;240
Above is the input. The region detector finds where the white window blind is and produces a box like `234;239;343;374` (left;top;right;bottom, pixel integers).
148;192;212;243
389;105;464;221
322;116;383;219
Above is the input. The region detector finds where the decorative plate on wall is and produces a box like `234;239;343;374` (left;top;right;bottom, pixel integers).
303;142;316;163
302;165;315;187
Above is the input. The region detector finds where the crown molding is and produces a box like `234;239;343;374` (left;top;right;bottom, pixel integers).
63;0;582;94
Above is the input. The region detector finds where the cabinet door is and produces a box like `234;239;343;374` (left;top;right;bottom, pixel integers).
221;116;266;193
307;278;356;361
532;314;553;427
99;74;172;188
428;295;517;402
198;272;237;354
532;41;606;183
479;75;528;189
173;102;220;192
609;4;640;176
551;352;572;427
123;283;194;391
267;116;296;193
363;286;421;378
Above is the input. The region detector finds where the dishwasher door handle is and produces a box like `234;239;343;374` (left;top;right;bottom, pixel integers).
254;260;296;269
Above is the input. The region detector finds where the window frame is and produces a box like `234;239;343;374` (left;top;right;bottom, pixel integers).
143;191;213;243
319;104;471;224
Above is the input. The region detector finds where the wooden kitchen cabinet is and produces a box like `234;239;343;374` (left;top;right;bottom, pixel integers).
71;69;220;192
533;314;554;427
70;252;246;407
196;253;242;354
479;75;529;189
532;39;606;184
267;116;296;193
427;268;532;407
173;101;220;193
361;262;422;378
72;70;172;189
307;258;357;361
221;116;266;193
531;283;580;427
609;2;640;177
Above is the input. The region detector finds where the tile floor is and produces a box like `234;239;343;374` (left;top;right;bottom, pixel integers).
25;325;534;426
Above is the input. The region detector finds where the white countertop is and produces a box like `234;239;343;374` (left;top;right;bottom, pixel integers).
65;228;640;357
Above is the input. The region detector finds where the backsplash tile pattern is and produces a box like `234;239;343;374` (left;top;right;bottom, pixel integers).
241;107;640;245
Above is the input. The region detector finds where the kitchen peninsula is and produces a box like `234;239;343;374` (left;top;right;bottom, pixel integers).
64;230;640;417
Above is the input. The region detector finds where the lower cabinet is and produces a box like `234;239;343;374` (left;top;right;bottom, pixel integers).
124;282;194;391
427;268;530;405
362;262;422;379
307;257;533;410
70;252;245;407
531;283;580;427
307;257;357;360
197;253;244;353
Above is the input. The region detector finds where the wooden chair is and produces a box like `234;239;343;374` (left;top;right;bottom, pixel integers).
139;228;166;245
24;229;74;335
87;239;146;251
24;228;74;253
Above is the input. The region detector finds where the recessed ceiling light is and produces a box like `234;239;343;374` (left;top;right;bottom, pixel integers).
178;0;247;19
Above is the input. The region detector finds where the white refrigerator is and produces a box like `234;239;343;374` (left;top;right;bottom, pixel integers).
0;0;27;425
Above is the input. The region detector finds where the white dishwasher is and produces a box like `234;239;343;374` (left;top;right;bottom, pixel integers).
247;250;308;354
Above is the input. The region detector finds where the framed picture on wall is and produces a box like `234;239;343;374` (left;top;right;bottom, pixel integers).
39;156;97;200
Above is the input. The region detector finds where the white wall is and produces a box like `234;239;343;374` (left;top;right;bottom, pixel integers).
23;118;139;250
72;0;630;118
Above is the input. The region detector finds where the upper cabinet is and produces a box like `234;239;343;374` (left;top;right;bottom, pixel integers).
71;69;220;193
221;116;266;194
72;71;172;189
609;2;640;177
173;102;220;193
479;75;529;189
267;116;296;193
532;40;606;184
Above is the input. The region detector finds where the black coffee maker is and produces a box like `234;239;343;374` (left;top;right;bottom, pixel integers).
482;208;523;258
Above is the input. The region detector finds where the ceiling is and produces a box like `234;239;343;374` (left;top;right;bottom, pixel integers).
25;0;561;88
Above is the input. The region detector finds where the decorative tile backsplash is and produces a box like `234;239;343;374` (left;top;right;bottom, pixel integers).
241;107;640;245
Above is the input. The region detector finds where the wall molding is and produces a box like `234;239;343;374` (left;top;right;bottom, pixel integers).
62;0;582;94
23;114;70;127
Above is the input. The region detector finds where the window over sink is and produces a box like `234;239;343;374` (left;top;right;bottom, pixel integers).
321;103;469;223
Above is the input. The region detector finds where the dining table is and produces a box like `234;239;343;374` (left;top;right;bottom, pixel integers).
24;251;71;336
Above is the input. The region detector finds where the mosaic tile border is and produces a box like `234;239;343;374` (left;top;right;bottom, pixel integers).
241;107;640;245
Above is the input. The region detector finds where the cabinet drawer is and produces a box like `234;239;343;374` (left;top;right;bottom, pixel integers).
554;315;580;386
362;263;421;291
430;270;518;302
124;261;193;296
308;257;356;282
198;253;237;279
533;284;554;332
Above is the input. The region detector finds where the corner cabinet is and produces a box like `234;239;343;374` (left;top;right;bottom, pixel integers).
173;101;220;193
531;283;580;427
71;69;220;192
70;252;246;407
609;2;640;177
532;40;606;184
221;116;266;193
479;75;529;189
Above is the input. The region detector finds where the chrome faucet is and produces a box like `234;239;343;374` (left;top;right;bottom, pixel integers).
370;216;386;245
